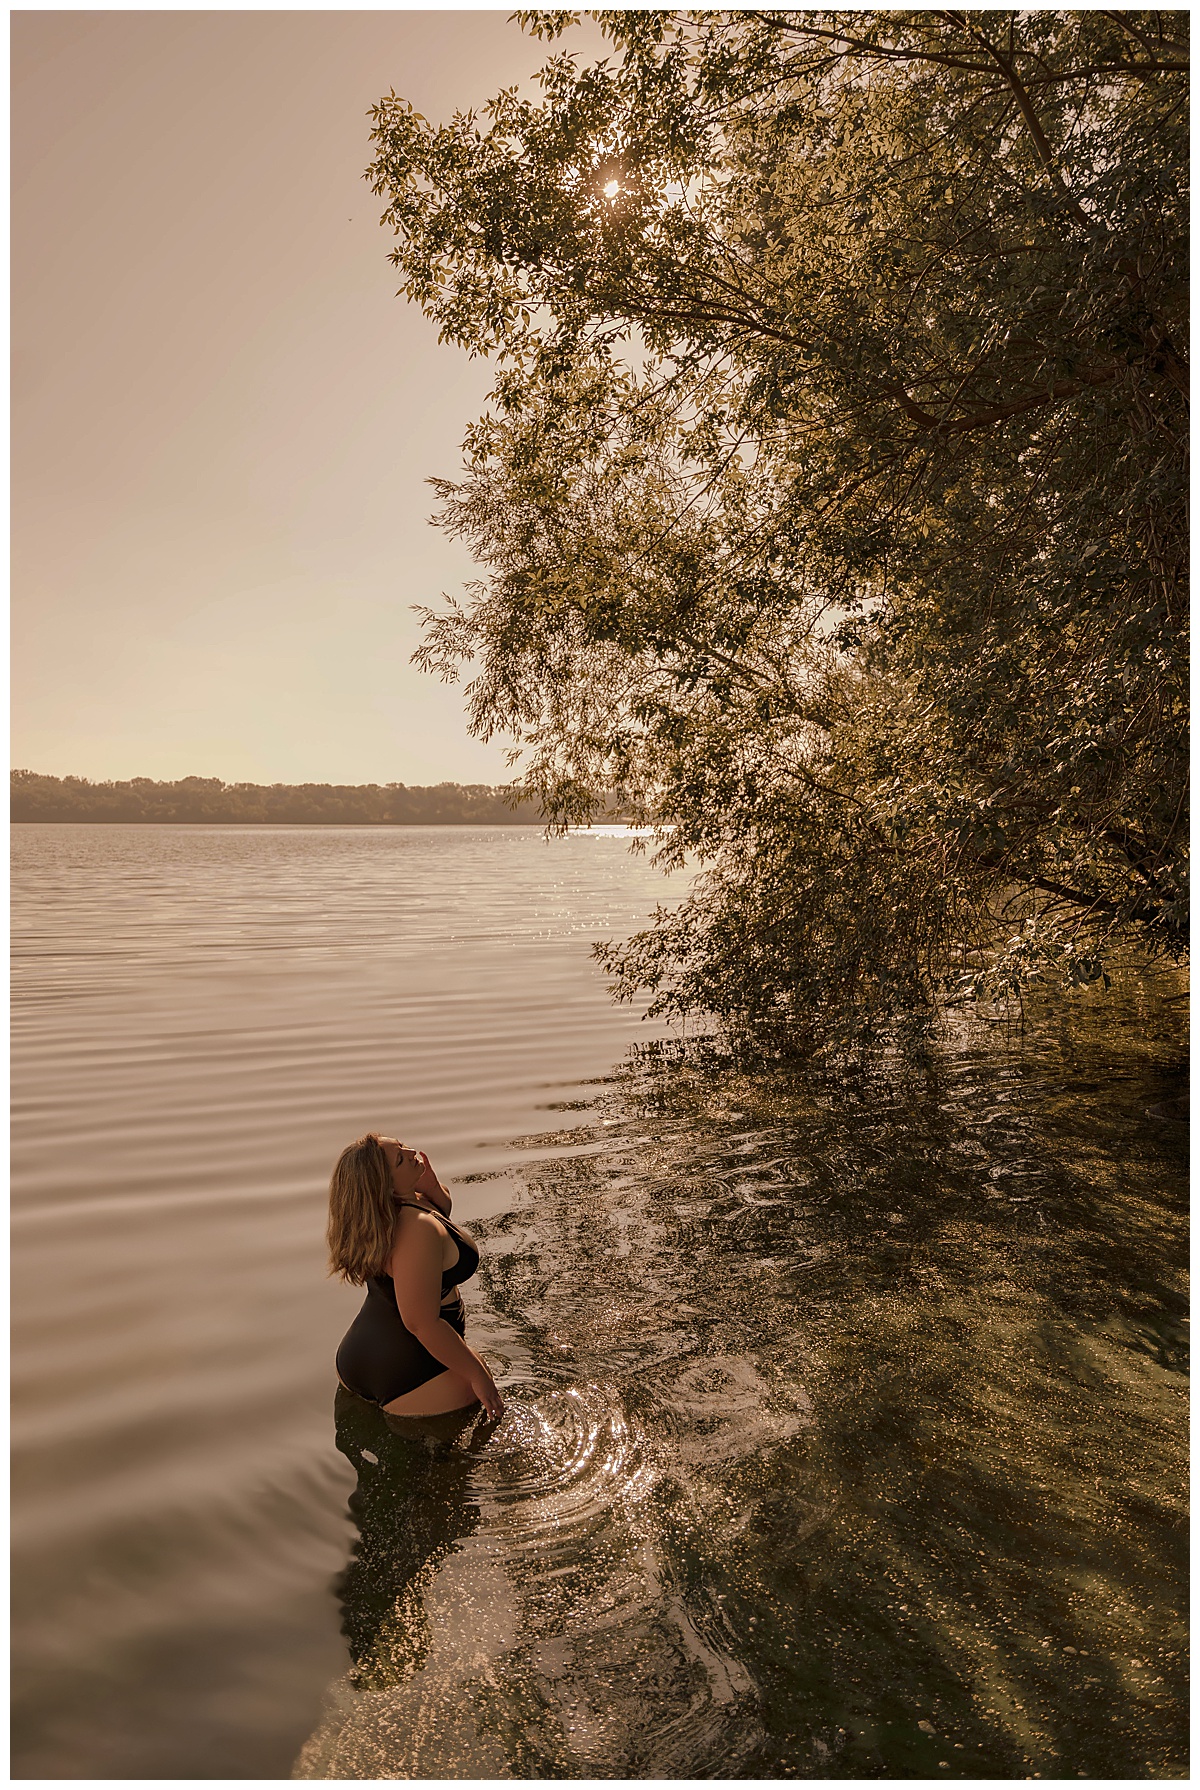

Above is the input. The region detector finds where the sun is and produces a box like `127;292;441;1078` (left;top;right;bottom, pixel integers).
603;179;621;199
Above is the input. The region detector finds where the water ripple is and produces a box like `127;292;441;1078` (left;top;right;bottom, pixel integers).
299;1381;763;1779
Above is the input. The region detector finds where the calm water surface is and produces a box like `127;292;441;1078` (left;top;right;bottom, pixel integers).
11;824;1187;1778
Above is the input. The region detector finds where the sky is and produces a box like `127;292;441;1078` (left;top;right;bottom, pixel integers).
12;9;602;787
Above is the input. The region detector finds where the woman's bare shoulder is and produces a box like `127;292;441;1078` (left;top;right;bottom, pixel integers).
388;1202;444;1248
384;1204;446;1279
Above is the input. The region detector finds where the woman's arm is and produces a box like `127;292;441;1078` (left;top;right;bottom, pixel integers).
413;1150;452;1214
388;1209;502;1418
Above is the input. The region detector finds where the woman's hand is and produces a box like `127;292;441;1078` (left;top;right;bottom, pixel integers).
413;1150;443;1198
468;1358;504;1422
412;1150;452;1214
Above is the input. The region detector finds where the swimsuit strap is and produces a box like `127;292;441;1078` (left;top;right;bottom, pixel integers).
397;1200;467;1233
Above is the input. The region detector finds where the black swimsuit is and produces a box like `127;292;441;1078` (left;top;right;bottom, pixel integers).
335;1205;481;1407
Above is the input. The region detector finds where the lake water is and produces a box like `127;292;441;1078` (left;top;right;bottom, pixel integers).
11;824;1188;1779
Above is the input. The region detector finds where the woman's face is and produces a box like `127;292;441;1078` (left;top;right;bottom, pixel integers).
379;1136;423;1196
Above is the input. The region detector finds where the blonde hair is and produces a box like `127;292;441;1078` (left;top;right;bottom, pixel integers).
327;1133;397;1284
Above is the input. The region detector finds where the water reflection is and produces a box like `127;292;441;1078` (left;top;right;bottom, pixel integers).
303;965;1186;1779
330;1392;487;1689
297;1391;512;1779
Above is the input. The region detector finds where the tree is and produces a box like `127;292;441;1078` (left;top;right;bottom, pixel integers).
367;10;1188;1049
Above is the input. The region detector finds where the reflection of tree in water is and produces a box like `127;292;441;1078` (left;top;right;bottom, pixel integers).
331;1389;484;1689
470;970;1187;1778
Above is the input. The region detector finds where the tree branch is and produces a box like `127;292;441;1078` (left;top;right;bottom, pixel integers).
941;11;1100;234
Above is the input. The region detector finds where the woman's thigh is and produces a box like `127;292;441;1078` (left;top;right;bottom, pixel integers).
382;1368;477;1418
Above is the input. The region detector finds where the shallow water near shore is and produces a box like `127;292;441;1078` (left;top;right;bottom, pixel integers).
12;824;1188;1778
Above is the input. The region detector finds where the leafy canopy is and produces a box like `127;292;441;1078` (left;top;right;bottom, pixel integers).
367;9;1188;1050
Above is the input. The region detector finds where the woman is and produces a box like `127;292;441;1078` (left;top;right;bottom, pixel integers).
328;1133;503;1420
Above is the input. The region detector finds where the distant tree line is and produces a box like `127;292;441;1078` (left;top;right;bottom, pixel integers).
10;770;551;825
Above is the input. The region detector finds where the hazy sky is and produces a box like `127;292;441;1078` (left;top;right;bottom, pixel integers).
13;10;598;786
